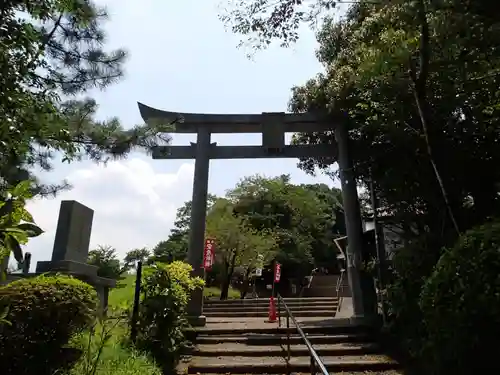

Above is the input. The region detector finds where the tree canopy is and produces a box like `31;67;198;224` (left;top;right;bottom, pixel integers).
149;175;344;299
228;175;344;277
205;197;277;299
87;245;124;280
0;0;172;197
222;0;500;245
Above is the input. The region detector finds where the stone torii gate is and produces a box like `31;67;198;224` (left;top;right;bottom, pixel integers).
138;102;371;326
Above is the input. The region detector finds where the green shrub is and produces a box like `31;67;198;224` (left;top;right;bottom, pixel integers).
70;314;162;375
136;261;203;371
0;274;97;375
384;236;442;356
420;220;500;374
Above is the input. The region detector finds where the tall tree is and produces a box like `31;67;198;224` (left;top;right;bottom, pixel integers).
300;183;345;271
123;247;150;271
228;175;339;278
205;198;277;300
150;194;219;263
220;0;500;240
87;245;124;279
151;233;188;263
0;0;172;197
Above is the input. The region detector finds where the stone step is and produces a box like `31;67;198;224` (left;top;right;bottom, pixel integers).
203;305;338;316
195;333;370;346
194;342;381;357
197;372;403;375
204;297;338;306
204;310;336;318
204;302;339;311
187;354;399;374
188;319;370;337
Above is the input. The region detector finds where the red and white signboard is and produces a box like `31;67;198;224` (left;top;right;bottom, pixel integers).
274;262;281;282
203;238;215;271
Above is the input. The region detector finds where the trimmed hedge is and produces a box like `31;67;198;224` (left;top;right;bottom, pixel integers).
0;274;97;375
420;221;500;374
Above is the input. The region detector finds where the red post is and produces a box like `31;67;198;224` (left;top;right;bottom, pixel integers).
267;262;281;323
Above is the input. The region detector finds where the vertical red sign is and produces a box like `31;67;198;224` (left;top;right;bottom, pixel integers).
203;238;215;271
274;262;281;282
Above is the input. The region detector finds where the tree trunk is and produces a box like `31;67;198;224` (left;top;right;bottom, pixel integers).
411;0;460;235
220;254;237;300
220;260;231;300
220;278;230;300
240;284;248;299
240;268;252;299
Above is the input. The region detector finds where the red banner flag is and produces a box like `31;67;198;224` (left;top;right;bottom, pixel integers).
203;238;215;271
274;262;281;282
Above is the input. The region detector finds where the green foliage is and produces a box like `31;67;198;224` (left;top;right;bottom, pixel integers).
0;181;43;273
220;1;500;372
151;232;188;263
206;196;277;299
228;175;342;277
384;237;442;356
419;221;500;374
219;0;334;50
69;313;162;375
108;275;137;311
0;275;97;375
88;245;125;280
123;247;150;270
150;195;219;264
0;0;173;196
136;261;204;371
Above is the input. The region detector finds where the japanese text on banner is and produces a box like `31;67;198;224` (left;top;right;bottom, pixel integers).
203;238;215;270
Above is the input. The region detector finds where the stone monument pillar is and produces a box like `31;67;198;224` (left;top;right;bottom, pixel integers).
36;200;116;312
37;200;95;272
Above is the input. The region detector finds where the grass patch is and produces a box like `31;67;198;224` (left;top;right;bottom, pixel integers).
69;321;161;375
67;273;240;374
108;275;136;310
69;274;162;375
204;286;240;299
110;274;241;302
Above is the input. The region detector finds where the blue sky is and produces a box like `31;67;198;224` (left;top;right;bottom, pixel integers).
24;0;339;266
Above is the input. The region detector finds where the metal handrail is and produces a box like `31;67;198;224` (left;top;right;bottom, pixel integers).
335;269;345;312
276;294;329;375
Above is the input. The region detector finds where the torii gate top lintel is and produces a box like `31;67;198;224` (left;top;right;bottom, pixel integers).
137;102;335;134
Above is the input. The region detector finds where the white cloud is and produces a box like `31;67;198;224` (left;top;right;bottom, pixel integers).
24;158;194;269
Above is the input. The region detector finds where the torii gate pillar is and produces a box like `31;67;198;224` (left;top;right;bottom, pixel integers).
186;127;211;326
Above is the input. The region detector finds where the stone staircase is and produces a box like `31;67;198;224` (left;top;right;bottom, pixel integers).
203;297;339;318
185;298;402;374
302;275;351;298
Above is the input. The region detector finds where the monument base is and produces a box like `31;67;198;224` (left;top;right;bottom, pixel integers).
36;260;98;276
188;314;207;327
36;260;116;314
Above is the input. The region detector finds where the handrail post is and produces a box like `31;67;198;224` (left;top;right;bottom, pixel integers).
286;312;290;362
278;293;329;375
278;297;281;327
